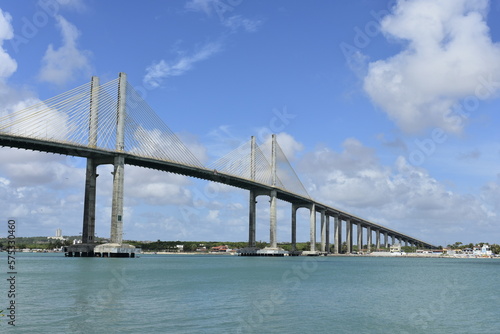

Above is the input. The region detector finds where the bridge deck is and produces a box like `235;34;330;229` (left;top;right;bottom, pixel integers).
0;133;436;248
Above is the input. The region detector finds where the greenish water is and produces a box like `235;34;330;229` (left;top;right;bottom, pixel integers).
1;253;499;333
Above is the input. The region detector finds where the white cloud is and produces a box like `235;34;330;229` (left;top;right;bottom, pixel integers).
177;132;209;164
363;0;500;134
207;209;220;223
0;148;87;236
124;166;193;206
185;0;262;34
38;15;91;85
223;15;263;33
128;127;205;167
298;137;497;244
259;132;304;161
0;8;17;80
143;41;222;89
2;97;78;141
185;0;217;16
0;148;83;188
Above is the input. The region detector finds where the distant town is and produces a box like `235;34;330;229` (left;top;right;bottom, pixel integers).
0;229;498;258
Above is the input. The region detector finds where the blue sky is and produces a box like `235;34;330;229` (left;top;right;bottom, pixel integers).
1;0;500;247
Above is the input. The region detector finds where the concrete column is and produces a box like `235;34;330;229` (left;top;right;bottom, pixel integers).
346;219;352;254
250;136;256;181
269;189;277;248
367;226;372;252
384;232;389;248
357;222;363;252
376;230;380;250
269;134;277;249
320;210;326;252
405;240;408;247
116;73;126;151
110;72;126;245
271;134;277;187
325;215;330;253
291;204;298;252
334;215;341;254
82;76;99;244
89;76;99;148
248;136;256;247
392;235;396;245
248;190;256;247
110;156;124;244
82;159;97;244
310;203;316;252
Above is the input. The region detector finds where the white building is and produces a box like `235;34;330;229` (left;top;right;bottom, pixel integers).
473;244;492;256
48;228;66;241
390;244;401;253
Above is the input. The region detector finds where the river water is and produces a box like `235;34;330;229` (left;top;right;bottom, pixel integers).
1;253;499;333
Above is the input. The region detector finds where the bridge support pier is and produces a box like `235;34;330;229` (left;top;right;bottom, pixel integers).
66;76;100;257
325;214;330;253
334;215;341;254
66;158;99;257
110;155;125;244
66;76;100;256
367;226;372;253
84;72;137;258
320;210;326;253
269;189;278;248
110;73;127;245
346;219;352;254
301;203;318;256
376;230;380;250
248;136;257;249
242;135;288;257
291;204;298;253
310;204;316;252
82;158;97;244
248;190;256;248
357;222;363;253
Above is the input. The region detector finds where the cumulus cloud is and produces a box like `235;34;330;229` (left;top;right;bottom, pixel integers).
124;166;193;206
0;148;88;236
298;137;497;243
0;148;83;188
259;132;304;161
143;41;222;89
38;15;91;85
363;0;500;134
0;8;17;80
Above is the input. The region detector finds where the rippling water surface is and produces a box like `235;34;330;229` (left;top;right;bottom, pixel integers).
2;253;499;333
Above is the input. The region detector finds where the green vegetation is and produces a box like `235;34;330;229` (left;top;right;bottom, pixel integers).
446;241;500;254
126;240;269;252
2;237;499;255
0;236;107;250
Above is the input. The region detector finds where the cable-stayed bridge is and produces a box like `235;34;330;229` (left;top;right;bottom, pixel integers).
0;73;436;256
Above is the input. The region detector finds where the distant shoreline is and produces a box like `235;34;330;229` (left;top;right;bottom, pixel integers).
140;251;498;258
